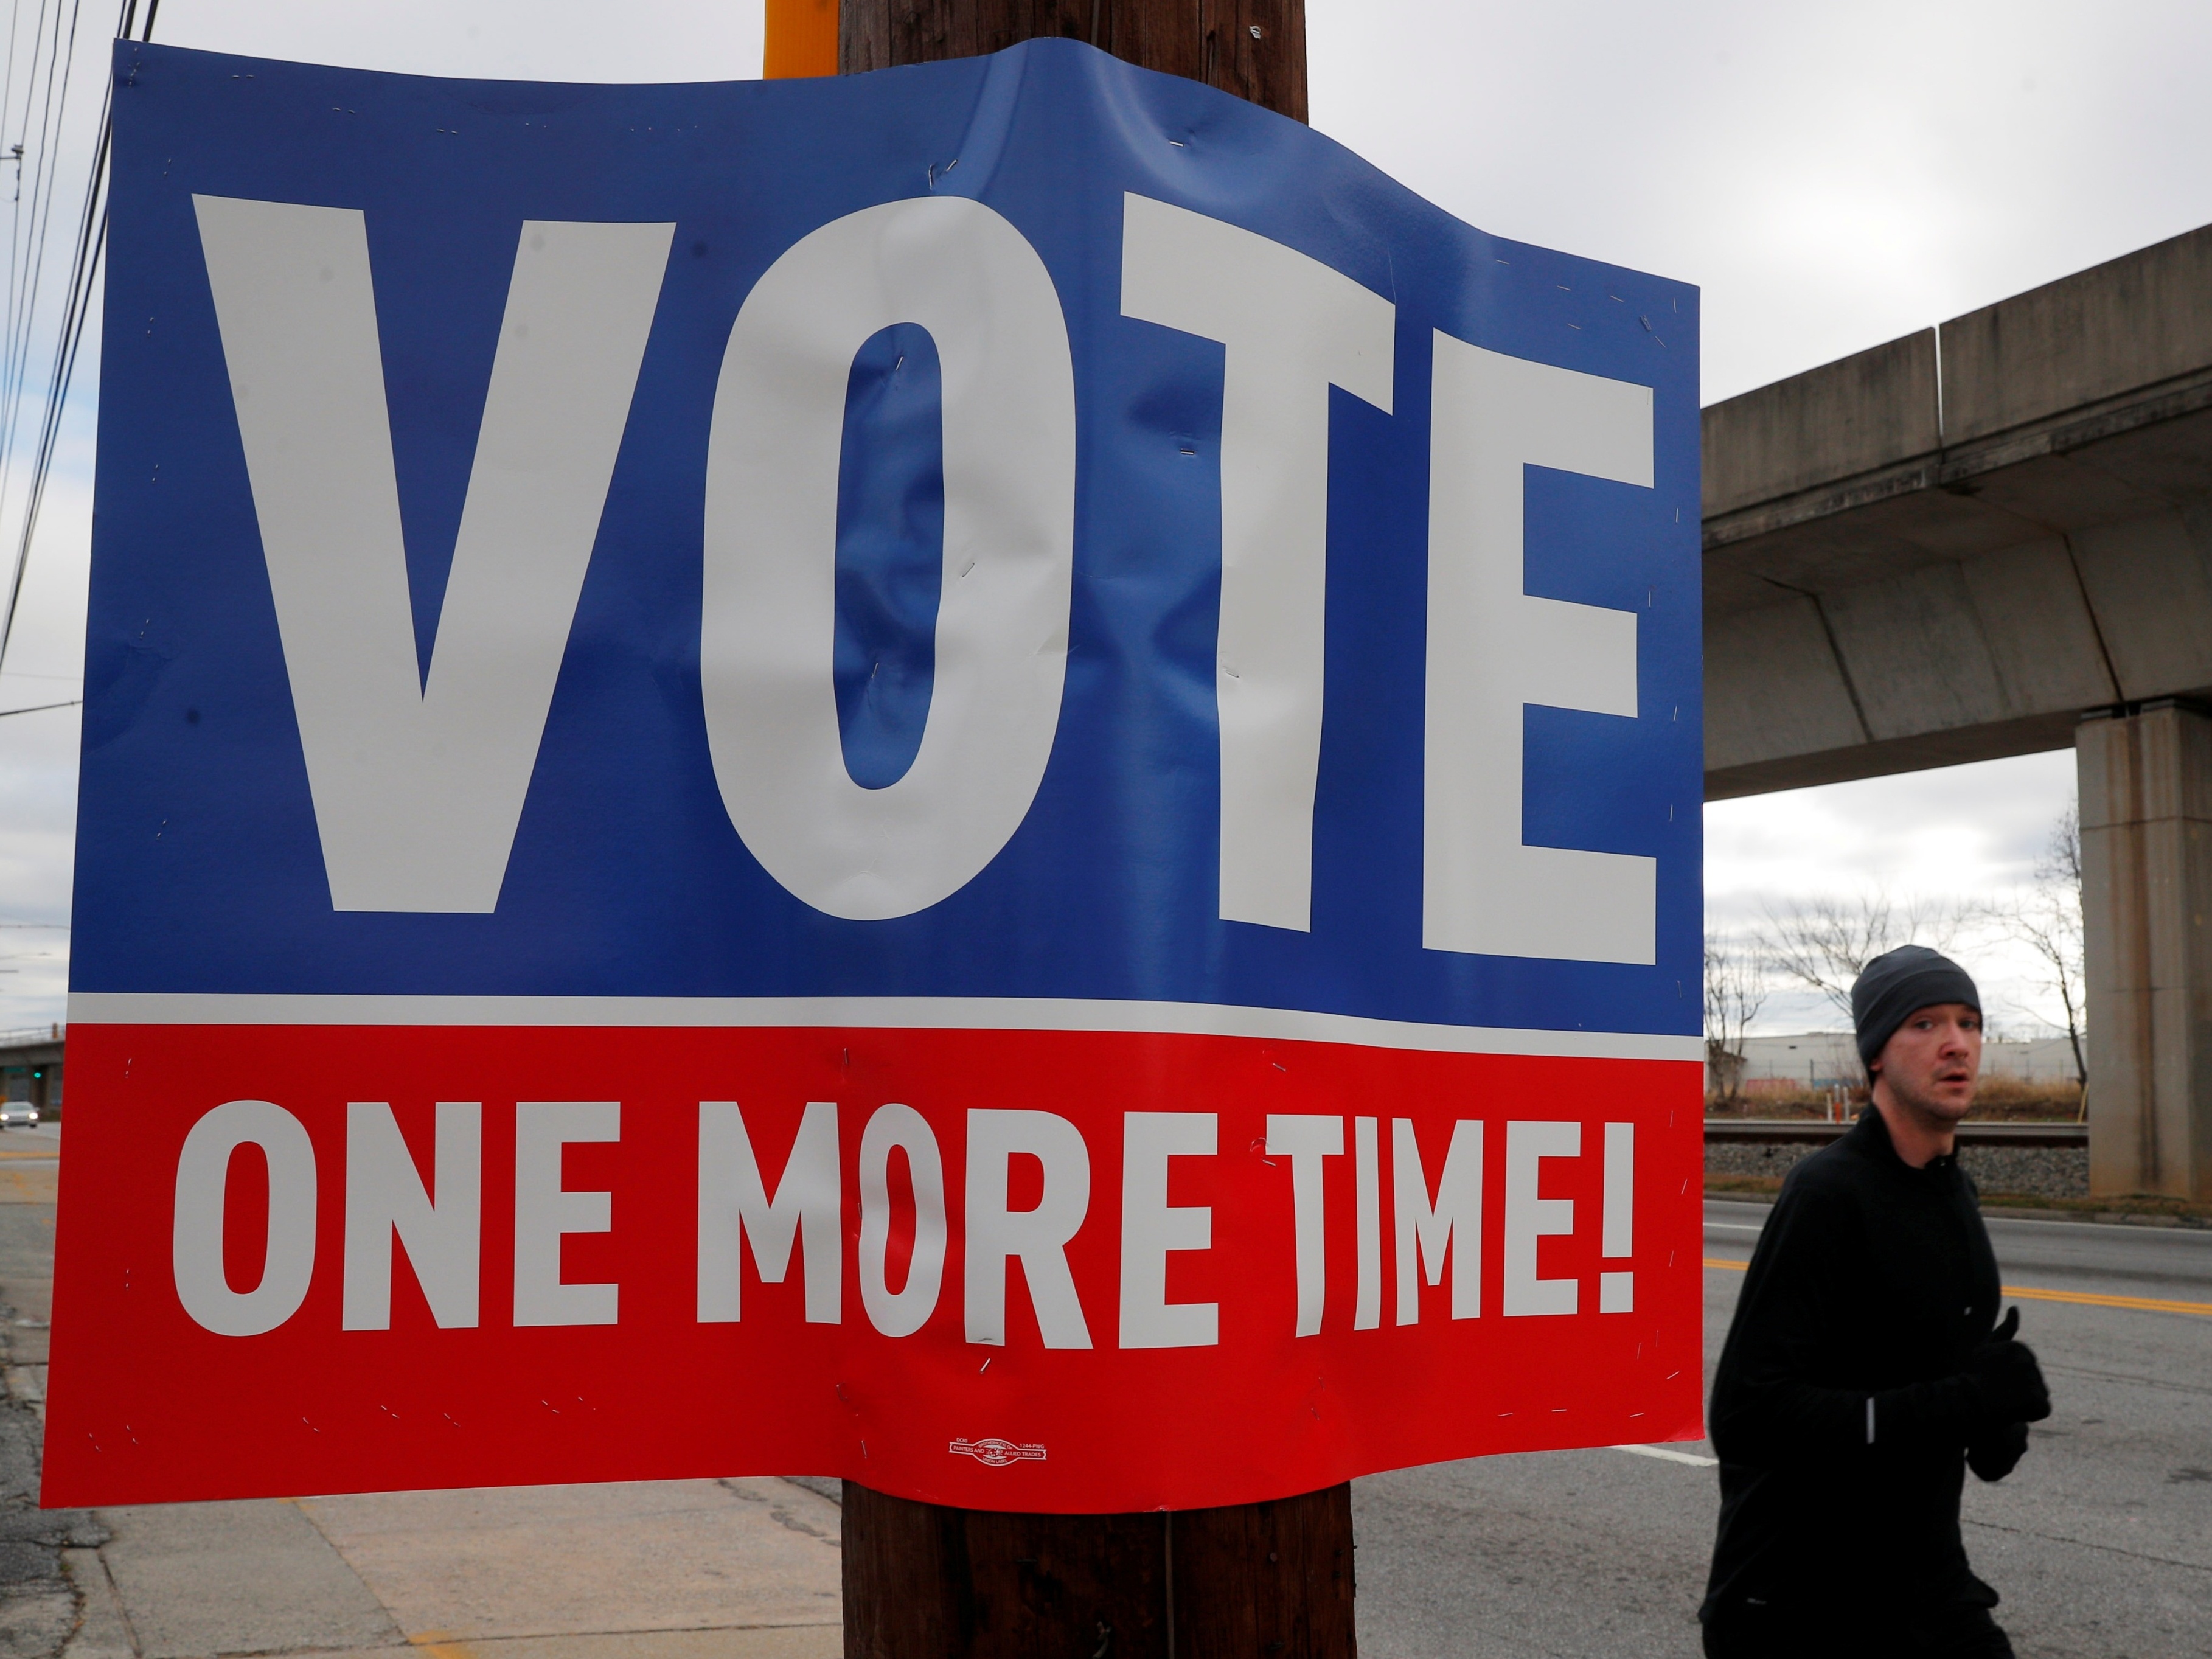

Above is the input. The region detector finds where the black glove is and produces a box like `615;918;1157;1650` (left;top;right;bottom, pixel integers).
1966;1308;2051;1425
1968;1419;2031;1481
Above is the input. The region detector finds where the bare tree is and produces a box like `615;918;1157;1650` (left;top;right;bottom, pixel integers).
1759;891;1984;1029
2003;806;2087;1088
1703;931;1767;1107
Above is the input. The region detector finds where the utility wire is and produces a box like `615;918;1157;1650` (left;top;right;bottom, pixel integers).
2;90;105;658
0;1;74;478
0;0;136;669
0;0;95;507
0;7;30;265
0;0;74;615
0;2;56;505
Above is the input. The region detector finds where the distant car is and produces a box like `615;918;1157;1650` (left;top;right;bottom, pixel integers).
0;1104;38;1129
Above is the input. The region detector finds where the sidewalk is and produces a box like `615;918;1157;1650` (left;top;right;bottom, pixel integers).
0;1146;845;1659
66;1480;841;1659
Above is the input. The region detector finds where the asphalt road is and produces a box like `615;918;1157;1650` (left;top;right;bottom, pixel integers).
1351;1200;2212;1659
1;1122;2203;1658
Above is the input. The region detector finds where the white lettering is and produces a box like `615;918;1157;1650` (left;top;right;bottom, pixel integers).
1354;1114;1381;1330
173;1100;318;1338
1600;1120;1634;1313
703;195;1076;920
1265;1113;1342;1337
1503;1119;1579;1316
193;197;672;913
964;1108;1092;1349
1120;193;1396;932
1424;333;1655;962
1393;1118;1481;1323
697;1101;841;1324
858;1103;947;1338
513;1101;620;1327
342;1101;481;1330
1118;1112;1218;1349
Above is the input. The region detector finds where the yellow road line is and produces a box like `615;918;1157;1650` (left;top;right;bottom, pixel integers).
1703;1256;2212;1318
2001;1283;2212;1317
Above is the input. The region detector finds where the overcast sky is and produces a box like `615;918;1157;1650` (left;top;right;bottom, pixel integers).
1;1;2206;1031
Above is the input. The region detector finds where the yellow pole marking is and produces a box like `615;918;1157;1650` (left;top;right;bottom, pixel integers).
764;0;839;78
1703;1256;2212;1318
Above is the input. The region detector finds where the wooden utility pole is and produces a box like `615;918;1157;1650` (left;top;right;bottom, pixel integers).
841;0;1308;123
786;5;1353;1655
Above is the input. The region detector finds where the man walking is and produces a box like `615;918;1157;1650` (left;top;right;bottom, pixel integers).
1700;945;2051;1657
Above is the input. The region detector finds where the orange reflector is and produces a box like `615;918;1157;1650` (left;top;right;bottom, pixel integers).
765;0;839;79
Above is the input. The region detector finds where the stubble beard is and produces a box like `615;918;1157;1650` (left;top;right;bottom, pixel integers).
1881;1066;1976;1129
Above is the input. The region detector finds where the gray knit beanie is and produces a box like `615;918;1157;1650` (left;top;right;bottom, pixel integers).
1852;945;1980;1070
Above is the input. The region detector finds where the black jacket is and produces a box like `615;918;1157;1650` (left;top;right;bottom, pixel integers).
1702;1108;2008;1622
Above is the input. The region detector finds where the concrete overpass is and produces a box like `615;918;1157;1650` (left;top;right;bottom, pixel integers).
1701;223;2212;1200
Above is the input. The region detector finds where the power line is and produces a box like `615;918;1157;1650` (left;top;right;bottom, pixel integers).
0;1;75;484
1;89;105;658
0;0;75;641
0;0;136;669
0;0;95;510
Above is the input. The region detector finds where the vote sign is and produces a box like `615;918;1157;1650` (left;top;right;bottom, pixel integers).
47;38;1704;1511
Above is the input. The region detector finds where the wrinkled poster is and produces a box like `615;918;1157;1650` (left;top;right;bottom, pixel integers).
47;37;1703;1511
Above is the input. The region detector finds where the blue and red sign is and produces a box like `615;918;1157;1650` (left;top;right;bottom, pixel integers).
49;37;1703;1511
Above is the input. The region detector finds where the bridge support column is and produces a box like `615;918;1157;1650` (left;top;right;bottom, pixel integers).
2078;700;2212;1198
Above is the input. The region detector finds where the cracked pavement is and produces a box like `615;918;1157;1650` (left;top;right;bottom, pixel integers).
0;1132;841;1659
2;1125;2206;1658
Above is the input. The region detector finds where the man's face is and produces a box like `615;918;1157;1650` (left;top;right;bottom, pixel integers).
1873;1002;1982;1122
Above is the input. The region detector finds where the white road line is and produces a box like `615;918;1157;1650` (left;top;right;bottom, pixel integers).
1610;1443;1717;1467
1705;1223;1764;1233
